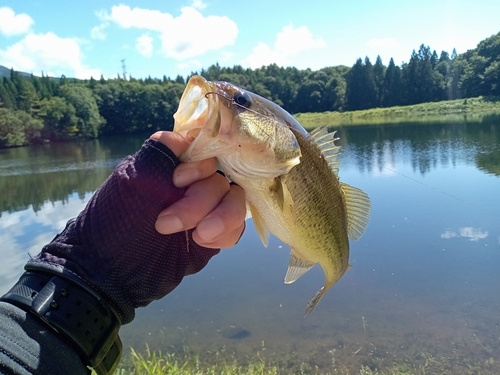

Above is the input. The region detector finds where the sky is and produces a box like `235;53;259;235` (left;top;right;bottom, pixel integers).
0;0;498;80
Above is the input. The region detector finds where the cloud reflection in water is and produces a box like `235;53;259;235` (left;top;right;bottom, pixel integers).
0;193;91;294
441;227;489;242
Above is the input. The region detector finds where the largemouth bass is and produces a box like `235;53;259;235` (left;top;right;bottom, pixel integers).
173;75;371;316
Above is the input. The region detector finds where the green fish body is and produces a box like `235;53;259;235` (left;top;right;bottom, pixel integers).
174;76;371;315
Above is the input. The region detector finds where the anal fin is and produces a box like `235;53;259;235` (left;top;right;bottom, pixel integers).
284;250;315;284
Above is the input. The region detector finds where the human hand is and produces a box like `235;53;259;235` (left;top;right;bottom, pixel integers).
28;132;245;324
150;131;246;249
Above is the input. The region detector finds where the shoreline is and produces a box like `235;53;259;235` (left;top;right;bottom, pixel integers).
2;96;500;149
295;96;500;129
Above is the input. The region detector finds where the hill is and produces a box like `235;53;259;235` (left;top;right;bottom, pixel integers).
0;65;12;78
0;65;34;79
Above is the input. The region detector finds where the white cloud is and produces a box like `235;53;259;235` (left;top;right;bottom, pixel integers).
106;5;237;60
244;25;326;69
91;25;107;40
0;32;101;79
247;42;285;67
367;37;399;50
109;5;168;30
136;34;153;57
177;59;202;71
190;0;207;10
0;7;33;36
95;9;110;22
276;25;326;56
92;10;111;40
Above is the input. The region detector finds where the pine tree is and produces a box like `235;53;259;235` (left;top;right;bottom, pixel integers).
373;56;386;106
381;58;402;107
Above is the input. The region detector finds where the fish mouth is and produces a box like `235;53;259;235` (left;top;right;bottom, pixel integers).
173;75;252;163
173;75;212;141
173;76;229;162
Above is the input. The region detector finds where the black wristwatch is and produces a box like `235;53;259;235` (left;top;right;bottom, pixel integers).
1;270;122;375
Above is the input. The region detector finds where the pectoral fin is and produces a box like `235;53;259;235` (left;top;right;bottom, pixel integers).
270;176;296;224
284;250;315;284
244;203;253;220
249;202;270;247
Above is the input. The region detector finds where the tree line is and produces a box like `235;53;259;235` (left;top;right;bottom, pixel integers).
0;31;499;148
3;116;499;216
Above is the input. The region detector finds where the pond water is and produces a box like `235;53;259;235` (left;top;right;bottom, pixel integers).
1;117;499;374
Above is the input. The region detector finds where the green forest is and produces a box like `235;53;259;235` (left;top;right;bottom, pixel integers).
0;31;499;148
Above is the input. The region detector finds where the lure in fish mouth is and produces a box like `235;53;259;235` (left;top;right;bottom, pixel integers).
174;75;371;316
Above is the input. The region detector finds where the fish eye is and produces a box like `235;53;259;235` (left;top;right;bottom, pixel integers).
233;91;252;108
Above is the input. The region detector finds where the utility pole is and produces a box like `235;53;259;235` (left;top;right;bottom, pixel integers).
121;59;127;80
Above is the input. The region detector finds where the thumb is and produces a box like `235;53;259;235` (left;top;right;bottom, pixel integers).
150;131;194;157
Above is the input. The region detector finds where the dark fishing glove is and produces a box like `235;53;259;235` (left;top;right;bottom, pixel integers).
26;138;220;324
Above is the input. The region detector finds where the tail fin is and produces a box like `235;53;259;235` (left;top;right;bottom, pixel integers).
304;286;325;317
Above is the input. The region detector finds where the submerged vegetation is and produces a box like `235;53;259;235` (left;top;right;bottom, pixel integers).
104;345;500;375
1;31;500;148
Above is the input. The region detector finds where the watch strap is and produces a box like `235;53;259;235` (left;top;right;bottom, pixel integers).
1;271;122;375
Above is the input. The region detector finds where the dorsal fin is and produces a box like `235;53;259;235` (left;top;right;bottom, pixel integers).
310;126;341;176
340;182;371;240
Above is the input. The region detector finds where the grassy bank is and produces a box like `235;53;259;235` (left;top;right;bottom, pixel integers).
294;96;500;129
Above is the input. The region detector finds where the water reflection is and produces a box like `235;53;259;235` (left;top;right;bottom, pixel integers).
0;193;92;293
336;116;500;178
441;227;489;242
0;121;499;373
0;135;145;214
0;134;146;293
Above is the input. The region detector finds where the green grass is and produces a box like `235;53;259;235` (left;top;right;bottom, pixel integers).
98;346;498;375
294;96;500;129
111;345;279;375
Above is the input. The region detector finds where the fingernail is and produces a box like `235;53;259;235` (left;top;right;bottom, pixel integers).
174;168;200;187
156;214;183;234
235;222;246;245
196;216;224;242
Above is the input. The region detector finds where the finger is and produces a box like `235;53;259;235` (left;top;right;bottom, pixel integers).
192;184;246;247
155;172;230;234
150;131;193;157
194;222;246;249
173;157;219;188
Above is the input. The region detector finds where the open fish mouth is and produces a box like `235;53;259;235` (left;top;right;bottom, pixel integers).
172;76;231;162
173;75;212;141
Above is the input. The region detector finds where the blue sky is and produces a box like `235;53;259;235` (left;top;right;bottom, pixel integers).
0;0;498;80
